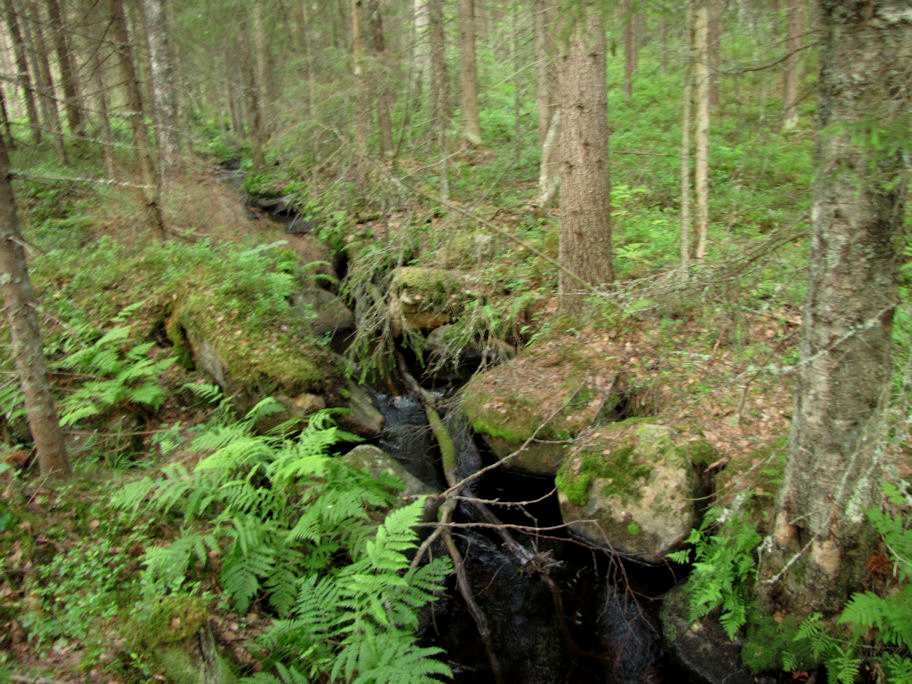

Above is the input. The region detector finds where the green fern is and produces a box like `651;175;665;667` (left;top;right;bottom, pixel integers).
56;324;175;426
673;506;761;638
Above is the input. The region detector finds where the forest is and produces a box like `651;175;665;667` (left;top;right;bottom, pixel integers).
0;0;909;682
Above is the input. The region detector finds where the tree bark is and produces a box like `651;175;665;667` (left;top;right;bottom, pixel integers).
623;0;636;99
533;0;557;146
351;0;370;173
680;3;694;272
458;0;482;145
238;10;265;169
781;0;802;130
0;82;13;147
2;0;42;144
760;0;910;616
0;136;69;478
707;0;721;110
367;0;393;159
253;1;276;131
428;0;449;199
23;1;67;162
44;0;83;134
109;0;165;236
557;1;613;313
90;46;116;178
413;0;430;99
693;0;710;262
142;0;181;173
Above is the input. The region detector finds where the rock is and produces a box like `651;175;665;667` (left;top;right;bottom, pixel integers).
338;381;384;437
556;420;705;562
388;267;468;336
284;234;336;281
462;338;626;475
597;583;662;683
375;393;442;487
341;445;433;498
169;297;340;413
660;585;753;684
291;288;354;339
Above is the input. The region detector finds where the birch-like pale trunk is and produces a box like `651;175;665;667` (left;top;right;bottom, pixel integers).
761;0;910;616
781;0;802;130
693;0;710;262
142;0;181;173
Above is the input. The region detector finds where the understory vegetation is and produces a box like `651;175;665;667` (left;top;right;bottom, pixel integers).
1;1;910;683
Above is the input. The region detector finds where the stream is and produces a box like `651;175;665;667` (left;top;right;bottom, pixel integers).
226;164;749;684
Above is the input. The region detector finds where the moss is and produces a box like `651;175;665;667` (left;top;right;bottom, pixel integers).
684;439;718;467
392;267;464;307
627;521;642;536
126;595;208;649
556;438;652;507
176;294;333;396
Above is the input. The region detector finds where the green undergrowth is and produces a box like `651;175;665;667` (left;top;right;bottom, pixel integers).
669;483;912;683
2;387;453;681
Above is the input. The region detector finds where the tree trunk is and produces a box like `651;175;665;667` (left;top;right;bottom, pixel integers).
557;1;613;313
760;0;910;616
351;0;370;173
109;0;165;236
0;136;69;478
707;0;721;110
44;0;83;134
90;46;116;178
428;0;449;199
781;0;802;130
127;0;157;135
2;0;42;143
536;109;560;207
413;0;430;99
680;3;694;272
23;1;67;162
367;0;393;159
253;1;276;132
142;0;181;173
533;0;557;146
458;0;482;145
623;0;636;99
693;0;710;262
0;82;12;147
238;11;265;169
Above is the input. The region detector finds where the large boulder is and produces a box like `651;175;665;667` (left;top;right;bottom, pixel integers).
291;288;354;340
556;420;708;562
337;381;385;437
341;445;433;499
168;296;340;412
388;267;468;336
660;585;753;684
461;338;625;475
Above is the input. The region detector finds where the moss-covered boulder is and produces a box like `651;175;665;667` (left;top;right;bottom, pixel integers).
556;420;708;562
169;294;340;411
462;340;624;474
291;287;354;339
341;445;434;499
124;595;238;684
388;267;468;335
337;381;385;436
